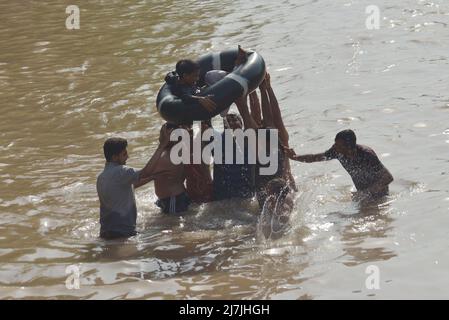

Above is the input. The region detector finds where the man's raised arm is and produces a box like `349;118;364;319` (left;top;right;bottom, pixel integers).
285;148;328;163
134;124;172;188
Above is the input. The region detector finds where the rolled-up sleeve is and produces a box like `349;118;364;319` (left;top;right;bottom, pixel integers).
120;166;141;185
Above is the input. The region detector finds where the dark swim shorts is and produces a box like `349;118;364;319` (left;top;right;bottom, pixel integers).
155;192;192;214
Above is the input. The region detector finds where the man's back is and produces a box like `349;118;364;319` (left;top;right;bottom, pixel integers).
153;149;186;199
96;162;139;238
213;133;255;201
325;144;388;191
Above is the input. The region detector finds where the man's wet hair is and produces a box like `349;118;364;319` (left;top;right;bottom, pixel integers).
175;59;200;79
335;129;357;149
103;137;127;162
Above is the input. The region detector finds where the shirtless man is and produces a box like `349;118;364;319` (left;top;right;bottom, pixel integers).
153;124;192;214
253;73;297;207
212;111;256;201
234;74;296;239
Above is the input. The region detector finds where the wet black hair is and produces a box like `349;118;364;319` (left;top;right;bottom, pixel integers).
335;129;357;149
175;59;200;79
103;137;127;162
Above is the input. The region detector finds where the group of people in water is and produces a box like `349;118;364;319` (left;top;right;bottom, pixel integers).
96;46;394;240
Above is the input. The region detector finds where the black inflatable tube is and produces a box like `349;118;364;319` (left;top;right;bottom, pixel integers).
156;48;266;124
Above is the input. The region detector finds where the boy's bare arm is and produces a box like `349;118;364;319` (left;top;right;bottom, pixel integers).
265;73;289;148
249;91;263;128
235;95;259;157
235;95;258;130
259;79;275;128
136;124;172;185
134;169;169;189
285;147;327;163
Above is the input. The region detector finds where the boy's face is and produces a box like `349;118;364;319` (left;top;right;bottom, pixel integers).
112;149;128;165
181;70;200;86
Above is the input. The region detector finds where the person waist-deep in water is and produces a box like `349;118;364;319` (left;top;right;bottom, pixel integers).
166;104;255;204
152;124;193;214
286;129;394;198
212;113;256;201
195;66;256;201
195;69;298;237
156;48;255;205
231;72;297;239
247;72;297;208
96;125;172;240
200;68;297;210
147;48;250;208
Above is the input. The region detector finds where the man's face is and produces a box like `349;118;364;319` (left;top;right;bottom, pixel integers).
182;70;200;86
333;139;351;157
225;116;243;130
114;148;128;165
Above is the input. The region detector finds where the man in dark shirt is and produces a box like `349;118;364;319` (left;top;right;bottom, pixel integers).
286;129;393;198
200;67;256;201
212;113;255;201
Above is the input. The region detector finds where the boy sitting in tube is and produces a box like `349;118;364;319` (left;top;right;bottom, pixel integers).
163;45;249;121
164;59;216;115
